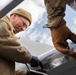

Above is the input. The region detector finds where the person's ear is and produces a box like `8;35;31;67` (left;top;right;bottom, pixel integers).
12;14;17;19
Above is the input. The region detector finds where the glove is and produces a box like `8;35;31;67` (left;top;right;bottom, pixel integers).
70;52;76;59
29;56;43;69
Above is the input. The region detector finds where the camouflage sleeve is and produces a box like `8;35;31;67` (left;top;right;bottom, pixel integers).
44;0;67;28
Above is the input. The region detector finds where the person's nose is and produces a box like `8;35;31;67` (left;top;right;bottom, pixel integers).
21;27;25;31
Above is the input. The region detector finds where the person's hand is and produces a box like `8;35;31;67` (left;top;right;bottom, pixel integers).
71;55;76;59
29;56;43;69
69;51;76;59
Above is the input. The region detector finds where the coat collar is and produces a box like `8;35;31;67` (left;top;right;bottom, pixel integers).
1;16;15;33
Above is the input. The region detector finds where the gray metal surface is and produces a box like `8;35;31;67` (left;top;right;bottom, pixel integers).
48;59;76;75
45;42;76;75
0;0;24;18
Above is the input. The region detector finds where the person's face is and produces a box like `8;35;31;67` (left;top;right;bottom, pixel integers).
10;14;30;34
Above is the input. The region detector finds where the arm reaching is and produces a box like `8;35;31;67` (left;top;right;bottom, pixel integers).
0;21;32;63
0;46;32;63
55;43;76;59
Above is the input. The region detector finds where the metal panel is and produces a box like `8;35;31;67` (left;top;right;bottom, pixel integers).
48;59;76;75
0;0;24;18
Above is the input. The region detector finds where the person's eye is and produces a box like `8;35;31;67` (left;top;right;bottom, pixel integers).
23;22;27;27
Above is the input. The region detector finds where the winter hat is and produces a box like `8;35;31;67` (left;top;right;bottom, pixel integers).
11;8;32;24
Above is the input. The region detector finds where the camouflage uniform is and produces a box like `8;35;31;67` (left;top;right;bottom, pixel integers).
44;0;67;28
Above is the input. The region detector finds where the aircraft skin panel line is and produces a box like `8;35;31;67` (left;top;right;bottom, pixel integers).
0;0;24;18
